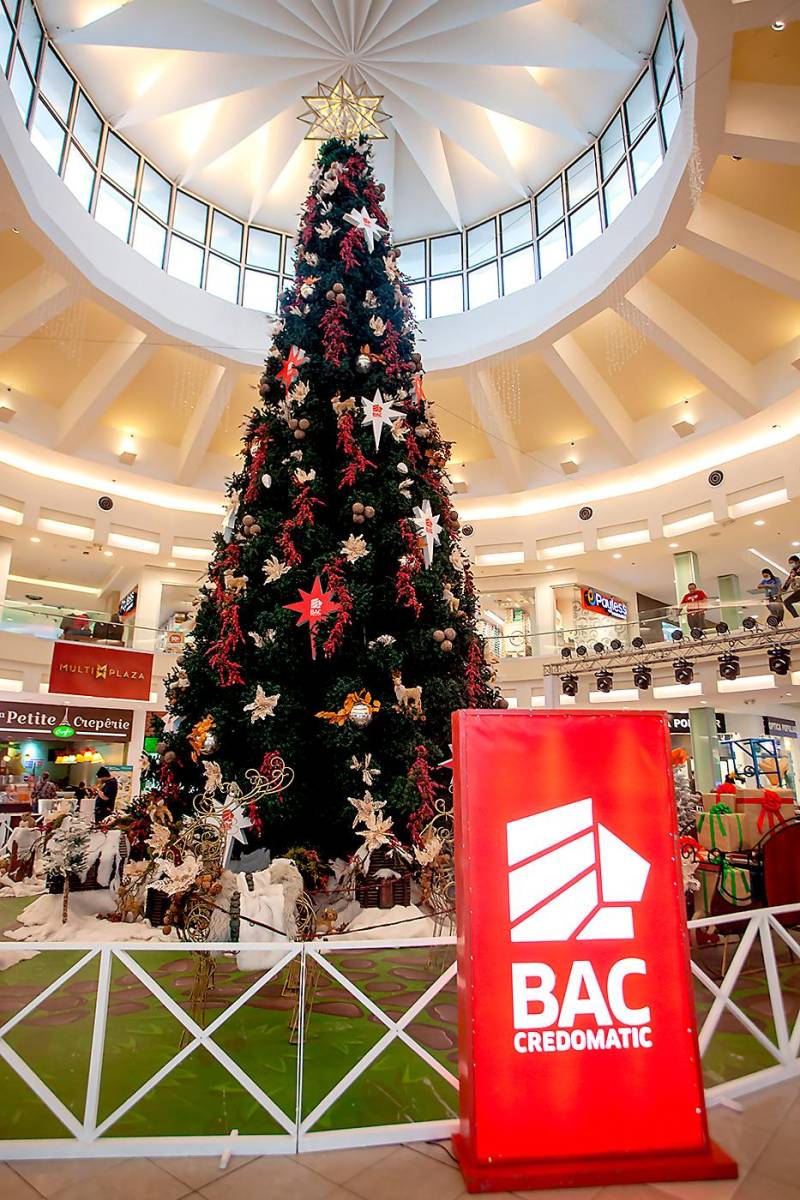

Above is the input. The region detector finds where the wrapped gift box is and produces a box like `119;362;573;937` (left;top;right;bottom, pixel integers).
697;805;745;853
735;792;795;843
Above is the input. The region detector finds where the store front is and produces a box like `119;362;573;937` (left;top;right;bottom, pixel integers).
553;583;632;651
477;588;534;658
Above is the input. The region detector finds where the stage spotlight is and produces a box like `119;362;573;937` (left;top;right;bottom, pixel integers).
610;638;623;651
671;629;684;642
576;644;588;657
674;658;694;685
593;642;605;654
742;616;758;631
595;669;613;693
769;645;791;676
715;621;729;635
690;627;705;640
633;665;652;690
562;673;578;697
767;613;782;629
719;651;740;681
632;636;645;649
561;647;572;658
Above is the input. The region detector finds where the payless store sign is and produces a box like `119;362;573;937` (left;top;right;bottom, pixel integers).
452;710;735;1192
580;586;627;620
49;642;153;702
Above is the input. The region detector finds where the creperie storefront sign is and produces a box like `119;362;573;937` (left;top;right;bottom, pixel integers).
0;701;134;741
452;710;735;1192
580;586;628;621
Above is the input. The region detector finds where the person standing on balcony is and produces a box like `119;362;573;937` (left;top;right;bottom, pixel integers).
754;568;784;624
781;555;800;618
679;582;708;633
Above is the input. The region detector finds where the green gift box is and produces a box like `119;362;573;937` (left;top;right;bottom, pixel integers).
697;804;744;853
718;863;752;908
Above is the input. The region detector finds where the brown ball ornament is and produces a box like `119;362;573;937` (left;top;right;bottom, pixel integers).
293;429;306;441
364;505;375;518
298;418;310;431
333;282;344;294
441;639;454;652
495;697;510;709
433;629;445;643
242;515;255;527
156;741;167;755
444;627;457;641
352;501;365;514
163;750;176;764
326;289;335;301
353;513;365;524
335;293;346;305
288;418;299;430
249;523;261;536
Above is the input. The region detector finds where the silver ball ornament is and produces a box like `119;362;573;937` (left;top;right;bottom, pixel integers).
348;702;372;728
356;353;371;373
202;732;217;754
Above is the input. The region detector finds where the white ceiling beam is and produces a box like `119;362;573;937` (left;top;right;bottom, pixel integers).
472;369;527;493
0;267;76;353
175;365;233;484
682;193;800;302
541;338;636;464
721;81;800;166
620;278;759;418
56;333;152;453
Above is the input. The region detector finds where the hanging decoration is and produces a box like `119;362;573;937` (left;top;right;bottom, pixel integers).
243;685;280;722
298;77;391;141
361;388;403;450
411;499;442;567
276;345;308;391
316;690;381;726
283;575;340;660
187;715;216;762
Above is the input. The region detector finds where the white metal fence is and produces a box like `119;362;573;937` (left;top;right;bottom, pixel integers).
0;906;799;1160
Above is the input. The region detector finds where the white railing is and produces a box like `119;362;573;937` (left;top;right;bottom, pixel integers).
1;906;799;1160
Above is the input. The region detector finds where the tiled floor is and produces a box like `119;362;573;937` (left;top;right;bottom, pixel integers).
2;1080;800;1200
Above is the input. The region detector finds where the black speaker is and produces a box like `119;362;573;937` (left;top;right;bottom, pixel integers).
708;470;724;488
578;506;593;521
98;495;114;511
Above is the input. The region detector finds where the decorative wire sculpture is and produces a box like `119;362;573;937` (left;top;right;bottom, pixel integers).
417;796;456;939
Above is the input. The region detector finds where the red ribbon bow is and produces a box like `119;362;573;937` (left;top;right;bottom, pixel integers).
758;790;786;834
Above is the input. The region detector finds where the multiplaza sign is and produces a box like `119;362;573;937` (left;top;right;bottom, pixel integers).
452;710;735;1192
49;642;153;701
580;585;628;620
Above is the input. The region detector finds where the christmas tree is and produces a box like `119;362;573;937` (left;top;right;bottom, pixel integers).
153;135;497;860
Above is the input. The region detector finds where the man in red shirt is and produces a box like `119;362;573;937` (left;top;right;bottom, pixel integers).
680;581;708;634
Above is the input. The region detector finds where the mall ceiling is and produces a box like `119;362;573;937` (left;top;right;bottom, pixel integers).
0;9;798;605
40;0;663;237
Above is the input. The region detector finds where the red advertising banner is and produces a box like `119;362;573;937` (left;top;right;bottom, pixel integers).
49;641;153;702
452;709;736;1192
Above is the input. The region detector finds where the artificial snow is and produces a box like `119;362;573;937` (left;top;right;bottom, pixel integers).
334;903;435;941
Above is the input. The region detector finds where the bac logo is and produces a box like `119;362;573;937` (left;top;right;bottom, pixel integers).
507;798;650;942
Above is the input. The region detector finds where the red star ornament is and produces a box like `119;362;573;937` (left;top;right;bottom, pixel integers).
276;345;308;391
283;575;340;660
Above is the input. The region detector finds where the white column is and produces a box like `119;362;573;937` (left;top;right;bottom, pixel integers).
543;674;560;709
133;569;163;652
0;537;12;609
533;580;557;657
127;707;147;797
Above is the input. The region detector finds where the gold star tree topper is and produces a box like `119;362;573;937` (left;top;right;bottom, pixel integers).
299;77;390;141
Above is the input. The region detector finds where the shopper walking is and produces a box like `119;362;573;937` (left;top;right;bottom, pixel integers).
31;771;57;813
781;555;800;618
679;582;708;633
754;568;784;624
93;766;118;823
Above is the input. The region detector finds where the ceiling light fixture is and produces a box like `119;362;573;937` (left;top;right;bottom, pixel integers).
719;652;740;681
771;19;786;30
299;77;390;140
674;658;694;685
562;673;578;697
560;460;579;475
595;669;613;694
633;665;652;690
118;432;137;465
754;519;766;527
669;542;679;549
672;420;695;439
769;646;791;676
29;536;40;543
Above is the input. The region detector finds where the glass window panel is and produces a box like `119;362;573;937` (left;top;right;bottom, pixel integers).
246;227;281;271
206;253;240;303
168;235;204;286
625;71;656;143
670;1;685;49
600;113;624;178
63;143;94;209
500;204;532;252
103;132;138;194
502;245;535;294
660;74;681;147
9;53;33;122
0;7;11;75
74;93;102;161
132;209;166;267
431;233;462;276
569;194;602;253
173;191;207;242
631;121;663;191
17;0;42;72
654;19;674;99
210;210;242;259
567;150;597;208
408;280;426;319
467;220;496;268
94;179;132;241
40;48;73;122
677;46;685;87
468;261;498;308
243;269;278;313
535;178;563;233
140;163;170;221
398;240;425;280
430;274;463;317
538;222;567;277
30;99;65;171
603;162;632;224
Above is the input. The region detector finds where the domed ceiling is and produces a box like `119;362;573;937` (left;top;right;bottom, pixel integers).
41;0;663;237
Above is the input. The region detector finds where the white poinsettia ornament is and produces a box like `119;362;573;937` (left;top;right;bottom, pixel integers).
412;499;442;567
340;533;369;564
349;790;379;827
244;685;279;721
202;761;223;794
343;206;387;253
263;555;291;584
361;388;403;451
369;315;386;338
316;220;334;238
350;754;380;786
294;468;316;484
359;809;394;851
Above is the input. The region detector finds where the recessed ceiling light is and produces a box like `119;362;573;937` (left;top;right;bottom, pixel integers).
168;560;176;568
29;536;40;543
613;553;622;559
545;564;554;571
771;19;786;30
669;542;679;549
103;550;113;557
10;227;20;235
793;542;800;548
754;519;766;527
